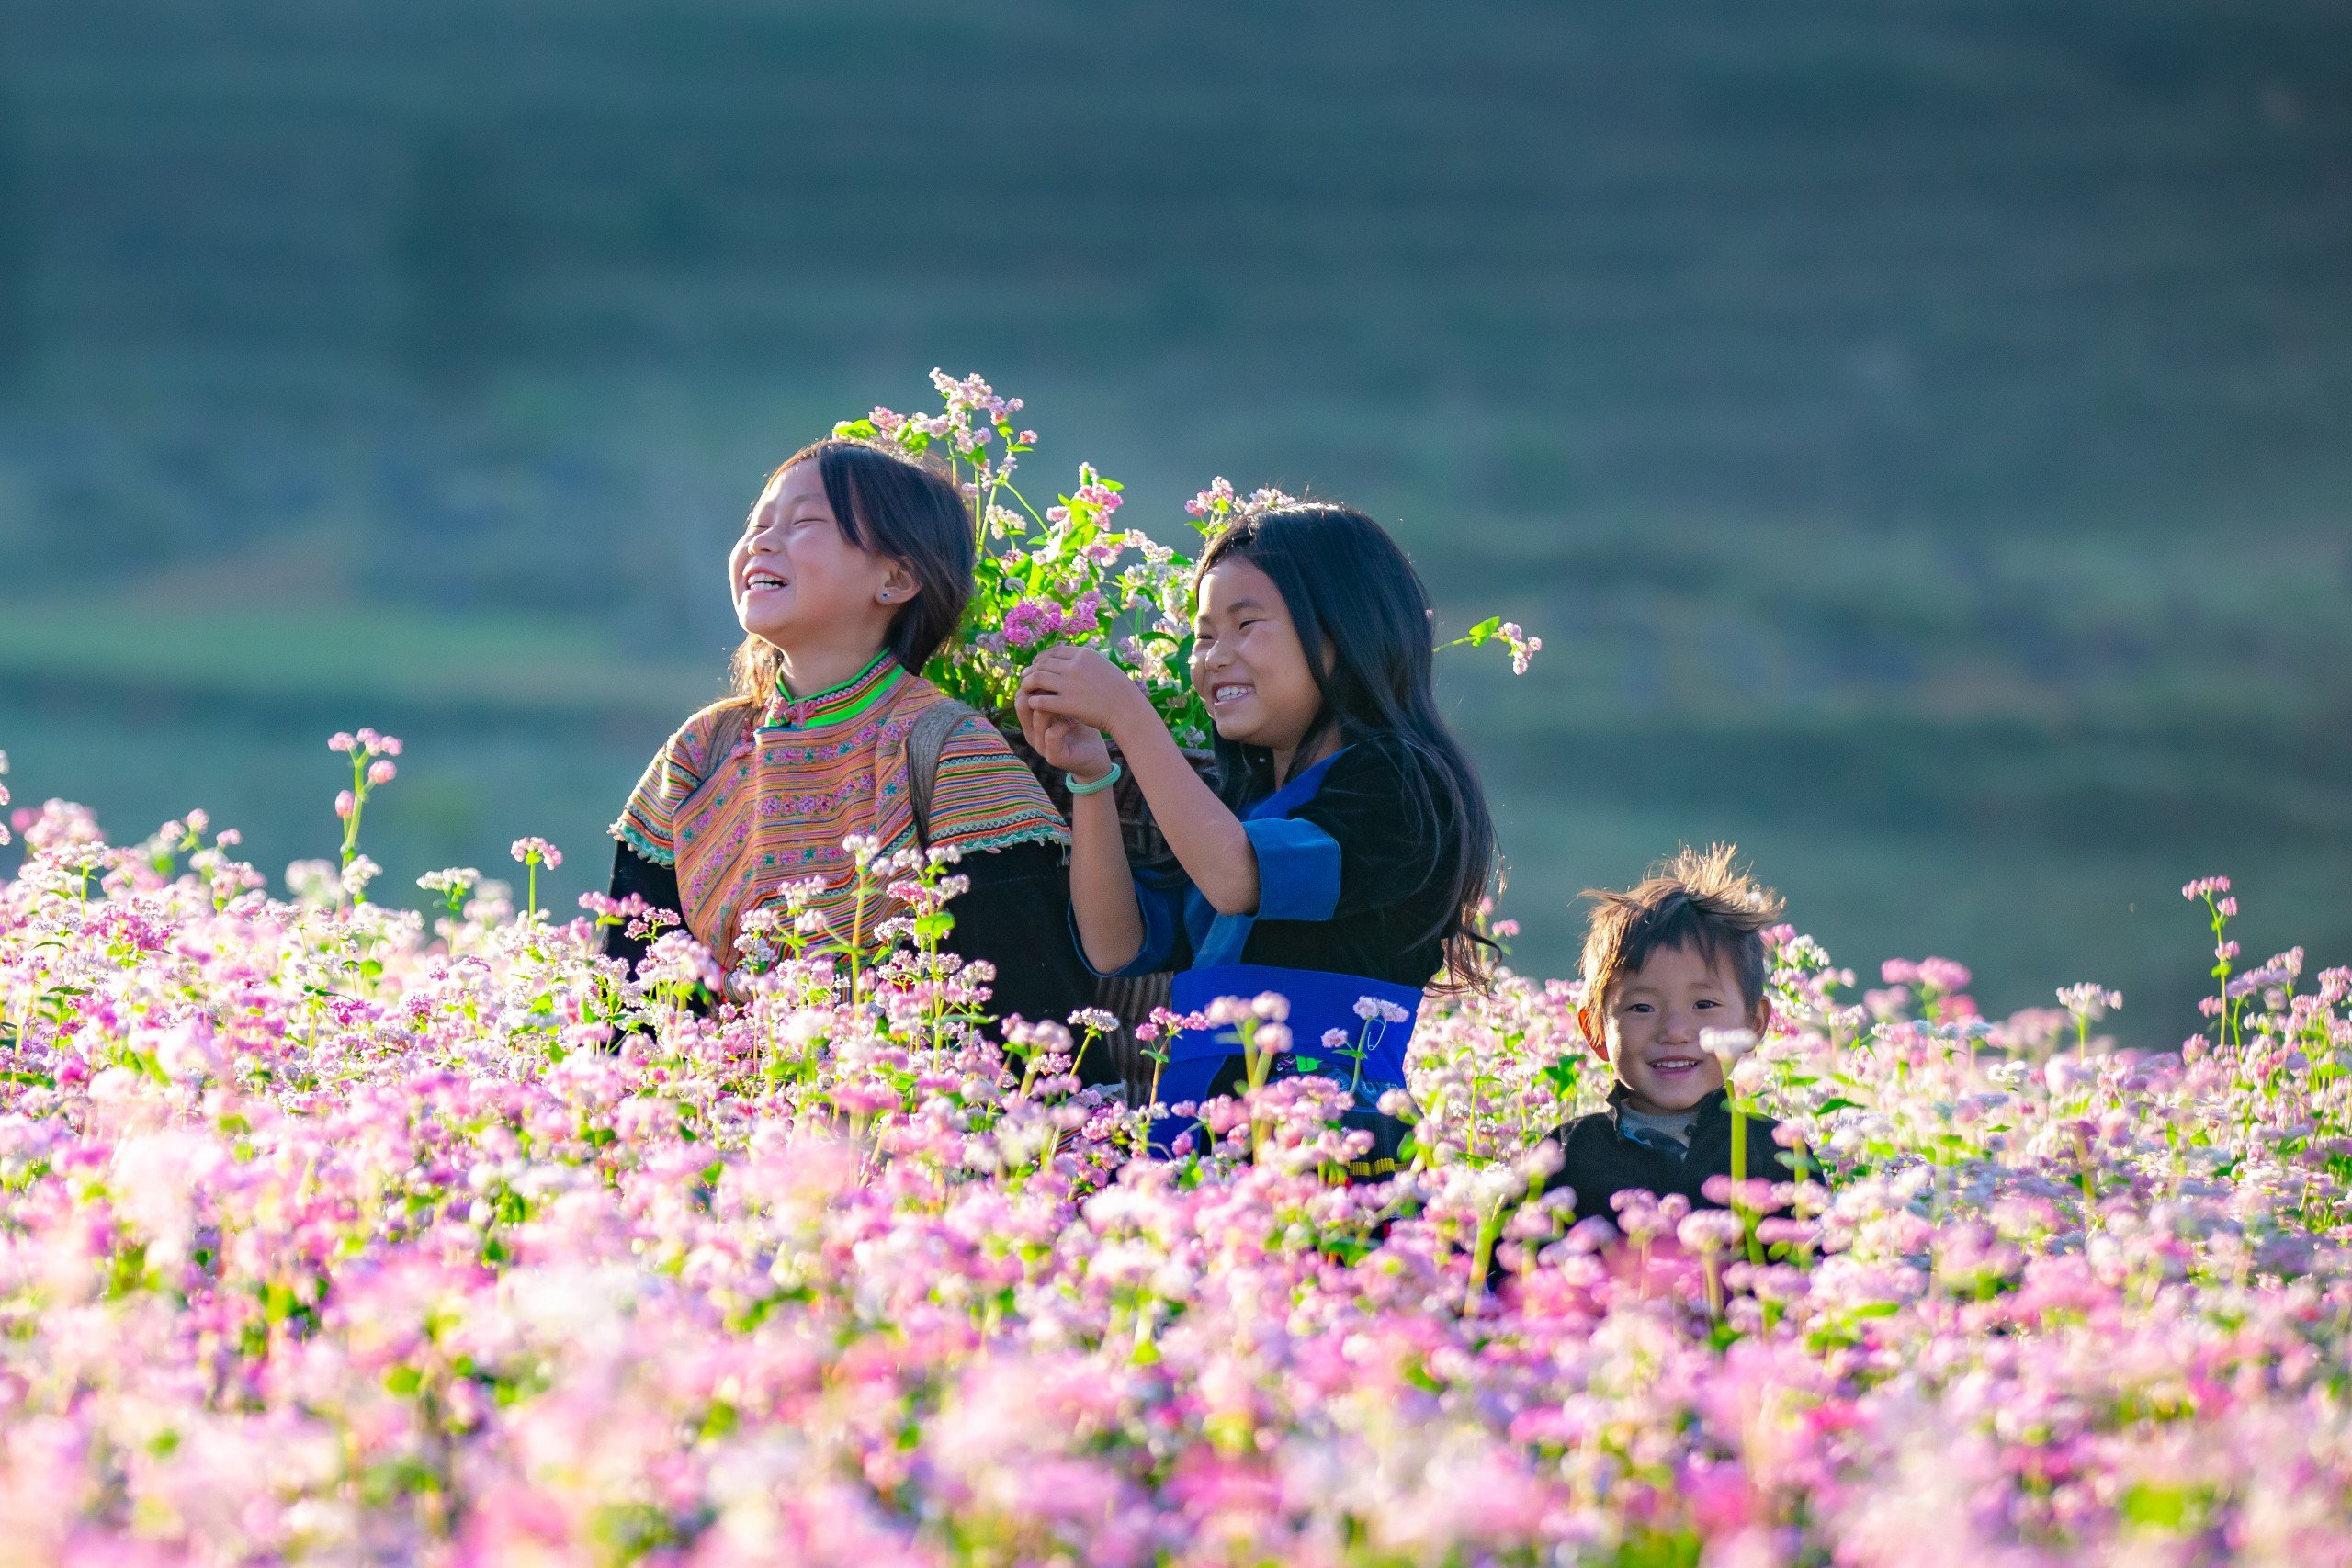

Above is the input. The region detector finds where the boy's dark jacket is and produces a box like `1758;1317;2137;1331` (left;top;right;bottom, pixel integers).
1544;1087;1786;1224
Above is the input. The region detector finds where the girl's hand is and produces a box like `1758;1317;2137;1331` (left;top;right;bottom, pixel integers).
1015;674;1114;781
1032;644;1260;920
1019;646;1155;739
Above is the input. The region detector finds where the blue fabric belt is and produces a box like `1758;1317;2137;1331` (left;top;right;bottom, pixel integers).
1149;964;1424;1156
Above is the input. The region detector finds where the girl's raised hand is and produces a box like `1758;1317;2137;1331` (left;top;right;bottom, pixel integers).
1015;668;1114;781
1018;646;1155;737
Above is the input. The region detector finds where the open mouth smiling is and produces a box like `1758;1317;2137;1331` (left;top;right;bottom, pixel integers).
1209;682;1254;705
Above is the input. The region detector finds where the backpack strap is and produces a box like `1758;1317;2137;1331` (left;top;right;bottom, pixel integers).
707;702;755;768
906;698;978;851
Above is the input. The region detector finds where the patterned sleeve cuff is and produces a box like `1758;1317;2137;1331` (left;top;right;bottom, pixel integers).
610;818;678;868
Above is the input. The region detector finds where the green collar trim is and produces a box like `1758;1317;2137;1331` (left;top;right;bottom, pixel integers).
762;652;902;733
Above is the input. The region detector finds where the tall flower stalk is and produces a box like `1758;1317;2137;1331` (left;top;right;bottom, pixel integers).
509;837;562;922
327;728;401;886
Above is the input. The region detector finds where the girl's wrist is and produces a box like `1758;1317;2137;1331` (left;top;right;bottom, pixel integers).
1102;684;1167;748
1069;779;1123;825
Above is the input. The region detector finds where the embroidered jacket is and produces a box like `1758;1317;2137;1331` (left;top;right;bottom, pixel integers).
612;652;1068;974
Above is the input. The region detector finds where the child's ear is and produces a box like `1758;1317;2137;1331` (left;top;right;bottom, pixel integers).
1748;996;1775;1038
877;559;920;604
1577;1002;1609;1063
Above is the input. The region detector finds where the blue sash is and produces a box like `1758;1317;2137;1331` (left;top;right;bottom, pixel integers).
1150;964;1424;1157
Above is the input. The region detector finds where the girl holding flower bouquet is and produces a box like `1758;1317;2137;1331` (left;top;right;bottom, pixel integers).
605;438;1103;1057
1016;503;1498;1171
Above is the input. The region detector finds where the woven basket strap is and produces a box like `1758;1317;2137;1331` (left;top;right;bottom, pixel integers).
707;702;754;765
906;698;978;850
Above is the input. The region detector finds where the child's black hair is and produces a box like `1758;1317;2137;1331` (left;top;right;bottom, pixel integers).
1580;843;1785;1010
1197;503;1499;987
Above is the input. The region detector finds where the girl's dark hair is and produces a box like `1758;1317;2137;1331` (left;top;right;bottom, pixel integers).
1197;503;1500;989
727;438;976;704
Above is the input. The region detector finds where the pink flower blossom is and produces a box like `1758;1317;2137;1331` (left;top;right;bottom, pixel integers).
510;836;563;868
1916;957;1972;992
1001;599;1064;649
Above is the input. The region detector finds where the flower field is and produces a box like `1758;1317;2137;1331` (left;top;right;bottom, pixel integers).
2;737;2351;1567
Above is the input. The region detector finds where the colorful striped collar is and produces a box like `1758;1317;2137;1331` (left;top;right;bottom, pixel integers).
760;651;903;733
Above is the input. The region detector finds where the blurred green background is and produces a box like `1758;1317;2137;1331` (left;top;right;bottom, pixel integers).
2;0;2348;1039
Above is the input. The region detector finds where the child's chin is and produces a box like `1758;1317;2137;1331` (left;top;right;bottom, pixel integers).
1639;1079;1719;1112
1208;714;1262;744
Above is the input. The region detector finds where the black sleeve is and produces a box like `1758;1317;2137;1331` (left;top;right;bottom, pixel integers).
1293;736;1457;918
946;840;1116;1086
601;841;683;974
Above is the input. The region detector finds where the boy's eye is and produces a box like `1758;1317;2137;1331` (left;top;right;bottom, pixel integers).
1623;1002;1653;1014
1695;998;1719;1009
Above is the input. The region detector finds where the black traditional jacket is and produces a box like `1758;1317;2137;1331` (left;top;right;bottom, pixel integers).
1544;1087;1787;1225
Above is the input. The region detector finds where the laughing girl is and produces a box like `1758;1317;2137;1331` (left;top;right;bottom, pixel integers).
605;438;1101;1049
1015;503;1498;1169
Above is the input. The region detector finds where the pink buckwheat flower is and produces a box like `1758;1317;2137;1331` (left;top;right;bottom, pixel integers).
510;837;563;868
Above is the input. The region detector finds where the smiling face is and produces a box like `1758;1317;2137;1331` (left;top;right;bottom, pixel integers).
1580;940;1770;1116
1190;556;1325;761
729;460;908;660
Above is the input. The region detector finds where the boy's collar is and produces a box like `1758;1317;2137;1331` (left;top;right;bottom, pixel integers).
1606;1082;1727;1119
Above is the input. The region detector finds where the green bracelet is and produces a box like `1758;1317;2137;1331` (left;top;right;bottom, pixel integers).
1067;761;1123;796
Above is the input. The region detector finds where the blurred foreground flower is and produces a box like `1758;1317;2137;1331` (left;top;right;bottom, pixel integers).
0;752;2347;1563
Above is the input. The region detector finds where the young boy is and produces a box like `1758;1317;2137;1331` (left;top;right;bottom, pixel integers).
1545;844;1787;1225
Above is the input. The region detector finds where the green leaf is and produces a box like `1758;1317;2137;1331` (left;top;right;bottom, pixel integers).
2120;1483;2204;1531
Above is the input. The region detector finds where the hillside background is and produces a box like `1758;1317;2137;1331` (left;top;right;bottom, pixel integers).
2;0;2348;1034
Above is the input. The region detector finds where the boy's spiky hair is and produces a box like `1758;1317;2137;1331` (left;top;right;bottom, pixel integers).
1579;843;1786;1011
